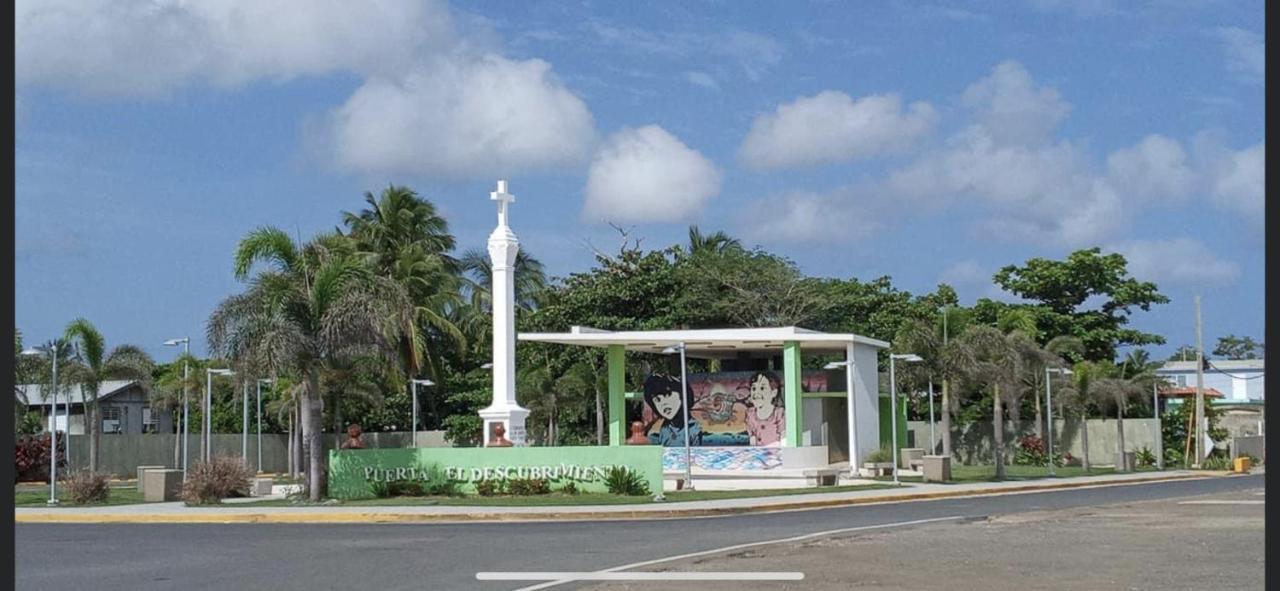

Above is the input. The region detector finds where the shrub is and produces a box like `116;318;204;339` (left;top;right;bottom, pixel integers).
14;433;66;483
1135;446;1157;468
605;466;649;496
557;481;580;495
1013;435;1048;466
508;478;551;496
1240;453;1261;466
62;469;110;505
181;456;253;505
1200;454;1229;471
370;481;391;498
387;480;425;497
864;448;893;464
475;478;506;497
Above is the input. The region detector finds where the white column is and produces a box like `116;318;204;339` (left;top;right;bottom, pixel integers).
479;179;529;445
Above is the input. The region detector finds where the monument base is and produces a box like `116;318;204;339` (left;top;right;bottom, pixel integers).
479;405;530;446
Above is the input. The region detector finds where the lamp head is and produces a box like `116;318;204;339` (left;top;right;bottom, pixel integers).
891;353;924;362
20;348;44;356
412;379;435;386
824;361;850;369
661;344;685;354
163;338;189;347
480;363;494;370
208;368;234;376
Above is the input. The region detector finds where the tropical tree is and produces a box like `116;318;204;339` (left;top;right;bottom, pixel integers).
1057;360;1110;471
892;305;976;457
151;354;207;466
62;318;155;472
207;227;413;501
684;225;742;256
459;248;548;313
1212;335;1263;360
957;325;1022;479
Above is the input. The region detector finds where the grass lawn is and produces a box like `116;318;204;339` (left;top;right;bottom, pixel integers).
871;464;1164;484
14;487;152;507
223;482;897;508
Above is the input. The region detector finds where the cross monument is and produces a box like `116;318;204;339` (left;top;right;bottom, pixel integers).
479;180;529;445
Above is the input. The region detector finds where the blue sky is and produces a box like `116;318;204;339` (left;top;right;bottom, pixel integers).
15;1;1264;360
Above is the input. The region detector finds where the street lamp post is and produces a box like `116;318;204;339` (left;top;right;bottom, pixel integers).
662;343;694;491
1153;381;1163;471
824;358;860;478
927;379;936;454
163;338;190;478
22;345;60;505
1045;367;1073;476
205;368;234;462
241;381;249;465
257;379;273;474
410;379;435;448
888;354;923;486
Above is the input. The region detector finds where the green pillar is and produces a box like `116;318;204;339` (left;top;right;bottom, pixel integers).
607;345;626;446
783;341;803;447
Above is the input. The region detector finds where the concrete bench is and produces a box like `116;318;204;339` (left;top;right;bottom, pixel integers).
900;448;925;471
802;468;841;487
860;462;894;477
250;477;274;497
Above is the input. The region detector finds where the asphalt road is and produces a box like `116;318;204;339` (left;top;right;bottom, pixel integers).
14;474;1264;591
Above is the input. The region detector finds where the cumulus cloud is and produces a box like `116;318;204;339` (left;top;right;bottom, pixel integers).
1111;238;1241;287
684;71;718;90
735;182;890;243
1193;134;1264;220
1106;134;1197;202
326;55;597;177
582;126;721;223
739;91;936;169
960;61;1071;147
15;0;455;97
1218;27;1264;83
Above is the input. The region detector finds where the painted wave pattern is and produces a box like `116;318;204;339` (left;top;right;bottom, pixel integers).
662;447;783;471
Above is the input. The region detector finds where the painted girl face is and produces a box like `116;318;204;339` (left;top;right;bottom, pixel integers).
750;375;776;407
652;390;682;420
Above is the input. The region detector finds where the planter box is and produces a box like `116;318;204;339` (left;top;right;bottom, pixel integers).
921;455;951;482
143;469;183;502
136;465;166;493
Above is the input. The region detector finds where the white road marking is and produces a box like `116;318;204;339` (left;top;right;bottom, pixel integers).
505;515;963;591
479;572;803;581
1177;500;1264;505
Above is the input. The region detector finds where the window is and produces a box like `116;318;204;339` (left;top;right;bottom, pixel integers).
142;408;157;434
102;406;123;434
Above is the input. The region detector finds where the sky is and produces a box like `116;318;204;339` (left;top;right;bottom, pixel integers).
14;0;1265;361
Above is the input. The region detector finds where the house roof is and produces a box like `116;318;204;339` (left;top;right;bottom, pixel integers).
1157;386;1225;399
1158;359;1264;372
518;326;889;359
14;380;141;407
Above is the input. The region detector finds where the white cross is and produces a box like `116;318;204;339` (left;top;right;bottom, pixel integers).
491;179;515;227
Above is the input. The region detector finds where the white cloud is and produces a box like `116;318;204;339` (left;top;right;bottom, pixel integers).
16;0;456;98
582;126;721;223
684;71;718;90
735;183;889;243
1203;142;1264;219
1106;134;1196;202
326;55;597;177
960;60;1071;147
586;23;782;81
738;91;936;169
1111;238;1241;287
1218;27;1264;83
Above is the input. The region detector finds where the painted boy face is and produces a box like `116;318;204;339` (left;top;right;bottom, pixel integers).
652;390;682;420
750;375;775;406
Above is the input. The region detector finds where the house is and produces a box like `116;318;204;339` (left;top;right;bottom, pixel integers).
14;380;172;435
1155;359;1264;403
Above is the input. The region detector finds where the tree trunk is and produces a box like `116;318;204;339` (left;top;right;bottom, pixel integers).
1080;407;1091;471
304;370;325;502
173;413;181;468
286;408;294;477
334;389;343;449
1008;394;1022;430
1033;376;1043;439
1116;405;1127;472
88;400;100;472
993;386;1005;480
941;379;953;459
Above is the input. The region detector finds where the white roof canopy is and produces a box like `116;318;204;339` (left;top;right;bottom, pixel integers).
518;326;889;359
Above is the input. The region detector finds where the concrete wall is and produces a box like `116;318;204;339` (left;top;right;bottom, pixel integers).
907;418;1161;467
62;430;449;477
1229;436;1264;462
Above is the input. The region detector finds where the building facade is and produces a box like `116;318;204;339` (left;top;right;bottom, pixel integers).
1155;360;1264;404
14;380;172;435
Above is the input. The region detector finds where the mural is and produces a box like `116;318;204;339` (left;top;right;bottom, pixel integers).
641;370;829;447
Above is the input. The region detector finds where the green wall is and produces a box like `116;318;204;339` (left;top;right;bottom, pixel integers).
328;446;664;499
878;395;909;454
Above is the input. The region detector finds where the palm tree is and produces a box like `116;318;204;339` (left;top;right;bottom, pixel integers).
207;227;413;501
957;325;1022;479
151;353;207;467
62;318;155;472
685;225;742;256
1058;360;1108;471
459;248;548;313
893;306;976;457
1096;351;1162;471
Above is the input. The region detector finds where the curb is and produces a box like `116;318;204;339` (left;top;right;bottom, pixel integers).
14;472;1226;525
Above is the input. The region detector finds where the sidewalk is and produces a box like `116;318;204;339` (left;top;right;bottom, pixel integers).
14;470;1233;524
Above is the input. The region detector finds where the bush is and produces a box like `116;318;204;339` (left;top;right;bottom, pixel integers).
14;433;66;483
1240;453;1261;466
1135;446;1157;468
182;456;253;505
62;469;110;505
605;466;649;496
557;481;580;495
508;478;551;496
475;478;506;497
864;448;893;464
1200;454;1230;471
1013;435;1047;466
387;480;425;497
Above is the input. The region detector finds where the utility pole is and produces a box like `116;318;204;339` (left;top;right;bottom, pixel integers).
1193;295;1205;468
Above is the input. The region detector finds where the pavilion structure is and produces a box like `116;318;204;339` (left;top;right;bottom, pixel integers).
518;326;889;476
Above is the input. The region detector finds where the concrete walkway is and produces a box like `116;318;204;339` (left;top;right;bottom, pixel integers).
14;469;1239;524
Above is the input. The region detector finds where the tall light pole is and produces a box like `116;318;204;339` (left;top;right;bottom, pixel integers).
22;345;60;505
163;338;190;478
662;343;694;491
927;379;936;454
410;378;434;448
825;357;860;478
1193;295;1205;468
1153;381;1163;471
1045;366;1072;476
257;378;273;473
205;368;234;462
888;354;922;485
241;380;249;465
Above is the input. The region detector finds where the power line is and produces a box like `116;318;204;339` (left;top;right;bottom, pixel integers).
1203;359;1266;380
